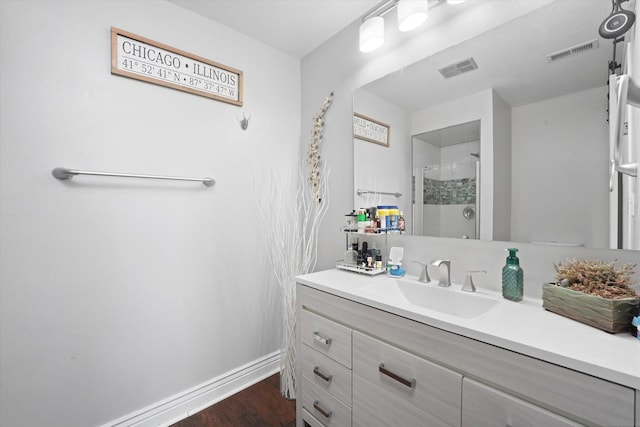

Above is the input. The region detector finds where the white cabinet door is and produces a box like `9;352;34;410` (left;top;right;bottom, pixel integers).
462;378;584;427
352;331;462;427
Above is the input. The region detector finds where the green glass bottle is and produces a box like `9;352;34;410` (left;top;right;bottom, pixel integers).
502;248;523;302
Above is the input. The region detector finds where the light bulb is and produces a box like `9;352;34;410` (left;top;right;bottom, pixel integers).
397;0;428;32
359;16;384;52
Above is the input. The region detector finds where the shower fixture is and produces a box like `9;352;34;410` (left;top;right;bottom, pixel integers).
599;0;635;39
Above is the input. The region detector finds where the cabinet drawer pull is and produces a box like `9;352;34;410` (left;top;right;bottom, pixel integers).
313;366;332;383
379;363;416;388
313;331;331;346
313;400;332;419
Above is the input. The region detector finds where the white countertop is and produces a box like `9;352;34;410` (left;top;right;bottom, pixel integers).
296;268;640;390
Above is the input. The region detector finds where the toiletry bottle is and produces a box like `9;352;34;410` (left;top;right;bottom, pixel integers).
377;206;388;233
502;248;523;302
345;210;357;231
374;213;381;233
362;242;369;265
343;243;358;266
357;209;366;233
389;206;399;232
398;211;405;233
365;209;374;233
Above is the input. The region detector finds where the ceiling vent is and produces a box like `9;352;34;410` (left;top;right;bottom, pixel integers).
438;58;478;79
546;39;599;63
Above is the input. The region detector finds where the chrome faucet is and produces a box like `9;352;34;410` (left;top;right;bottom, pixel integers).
462;270;486;292
412;261;431;283
430;260;451;287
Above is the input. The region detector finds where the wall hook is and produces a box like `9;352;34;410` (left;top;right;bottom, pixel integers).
239;112;251;130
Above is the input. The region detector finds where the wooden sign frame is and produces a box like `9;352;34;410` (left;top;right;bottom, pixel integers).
353;113;390;147
111;27;243;106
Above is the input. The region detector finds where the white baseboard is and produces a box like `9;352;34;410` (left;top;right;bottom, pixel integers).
103;351;281;427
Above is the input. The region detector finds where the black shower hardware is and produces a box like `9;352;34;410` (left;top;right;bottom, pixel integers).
599;0;635;39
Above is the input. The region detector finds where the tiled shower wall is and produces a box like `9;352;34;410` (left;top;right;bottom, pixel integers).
412;176;477;205
424;177;476;205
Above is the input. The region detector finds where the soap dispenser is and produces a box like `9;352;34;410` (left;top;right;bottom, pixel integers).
502;248;523;302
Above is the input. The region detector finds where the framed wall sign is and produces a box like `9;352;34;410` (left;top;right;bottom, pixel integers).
353;113;390;146
111;27;243;106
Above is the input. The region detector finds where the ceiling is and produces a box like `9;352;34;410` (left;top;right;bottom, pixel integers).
167;0;629;118
415;120;480;147
359;0;620;113
166;0;380;58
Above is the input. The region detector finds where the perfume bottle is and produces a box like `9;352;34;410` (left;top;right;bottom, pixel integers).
343;241;358;266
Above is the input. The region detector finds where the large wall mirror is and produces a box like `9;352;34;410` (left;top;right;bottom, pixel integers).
354;0;632;250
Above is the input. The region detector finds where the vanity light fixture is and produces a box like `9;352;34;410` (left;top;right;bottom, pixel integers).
359;0;430;52
360;15;385;52
359;0;463;52
397;0;429;32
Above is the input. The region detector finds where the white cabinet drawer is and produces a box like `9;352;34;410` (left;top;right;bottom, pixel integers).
352;331;462;427
302;344;352;406
462;378;583;427
301;309;352;368
301;408;326;427
302;376;352;426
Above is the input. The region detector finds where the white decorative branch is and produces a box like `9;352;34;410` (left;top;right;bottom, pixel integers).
254;92;333;399
307;92;333;204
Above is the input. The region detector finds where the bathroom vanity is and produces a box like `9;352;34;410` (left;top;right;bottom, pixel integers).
295;269;640;427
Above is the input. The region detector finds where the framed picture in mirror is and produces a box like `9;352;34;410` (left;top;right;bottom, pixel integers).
353;113;390;147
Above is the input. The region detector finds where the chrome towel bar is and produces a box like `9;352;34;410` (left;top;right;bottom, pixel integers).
357;189;402;198
52;167;215;187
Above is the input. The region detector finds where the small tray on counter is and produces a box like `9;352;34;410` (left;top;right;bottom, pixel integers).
336;261;386;276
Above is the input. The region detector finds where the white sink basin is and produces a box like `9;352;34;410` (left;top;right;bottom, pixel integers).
360;278;498;319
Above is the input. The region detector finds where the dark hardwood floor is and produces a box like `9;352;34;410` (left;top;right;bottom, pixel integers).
170;373;296;427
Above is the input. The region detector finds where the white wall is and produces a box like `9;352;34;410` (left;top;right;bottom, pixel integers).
511;86;609;247
0;1;299;426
